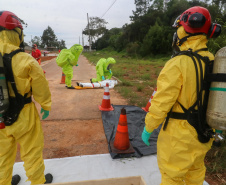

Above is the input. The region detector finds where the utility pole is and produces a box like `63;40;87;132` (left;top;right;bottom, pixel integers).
87;13;91;51
82;30;84;47
79;36;80;45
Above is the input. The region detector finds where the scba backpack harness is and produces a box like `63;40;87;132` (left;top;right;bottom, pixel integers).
163;48;226;143
2;49;31;126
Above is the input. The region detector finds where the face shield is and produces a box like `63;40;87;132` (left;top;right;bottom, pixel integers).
107;64;113;70
172;32;180;55
172;15;181;28
171;15;183;56
70;44;83;55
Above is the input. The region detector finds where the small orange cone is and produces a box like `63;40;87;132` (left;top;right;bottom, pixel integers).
99;83;114;111
60;72;66;84
110;108;135;154
142;87;157;112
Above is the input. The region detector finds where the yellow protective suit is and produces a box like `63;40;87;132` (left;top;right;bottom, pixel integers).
0;29;51;185
145;26;214;185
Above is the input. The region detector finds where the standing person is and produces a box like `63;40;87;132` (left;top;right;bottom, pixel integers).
56;44;83;89
91;57;116;83
0;11;53;185
142;6;221;185
32;44;42;65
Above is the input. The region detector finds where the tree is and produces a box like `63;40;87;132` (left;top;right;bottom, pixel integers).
83;17;108;44
152;0;164;11
140;20;173;56
130;0;153;21
95;28;122;50
94;0;226;56
57;39;67;50
31;36;41;47
165;0;190;25
41;26;58;48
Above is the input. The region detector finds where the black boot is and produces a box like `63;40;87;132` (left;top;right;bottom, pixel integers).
11;174;21;185
67;86;75;89
44;173;53;184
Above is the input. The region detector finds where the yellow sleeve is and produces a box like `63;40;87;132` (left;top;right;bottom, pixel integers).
29;60;52;111
145;58;182;133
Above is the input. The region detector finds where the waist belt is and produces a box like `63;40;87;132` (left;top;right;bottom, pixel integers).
170;112;187;120
24;96;32;104
169;111;199;128
166;111;211;143
4;96;32;126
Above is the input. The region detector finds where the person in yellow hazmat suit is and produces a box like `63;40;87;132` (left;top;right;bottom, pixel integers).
142;6;221;185
56;44;83;89
0;11;52;185
91;57;116;83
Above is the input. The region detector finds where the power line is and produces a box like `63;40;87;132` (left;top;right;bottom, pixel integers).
101;0;117;18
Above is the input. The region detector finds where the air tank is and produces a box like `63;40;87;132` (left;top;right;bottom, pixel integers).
206;47;226;130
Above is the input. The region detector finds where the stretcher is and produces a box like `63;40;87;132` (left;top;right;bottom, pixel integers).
75;80;118;89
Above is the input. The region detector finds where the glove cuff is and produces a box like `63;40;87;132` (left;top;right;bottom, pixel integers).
215;129;223;134
144;127;152;136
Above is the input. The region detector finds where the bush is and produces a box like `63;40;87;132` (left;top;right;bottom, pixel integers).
126;42;140;57
139;21;173;57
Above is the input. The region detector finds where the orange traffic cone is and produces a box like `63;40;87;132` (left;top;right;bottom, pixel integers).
99;83;114;111
60;72;65;84
110;108;135;154
142;87;157;112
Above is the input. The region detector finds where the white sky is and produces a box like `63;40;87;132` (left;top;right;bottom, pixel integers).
1;0;136;48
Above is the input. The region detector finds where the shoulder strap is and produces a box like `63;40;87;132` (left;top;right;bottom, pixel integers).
3;49;27;99
164;49;208;132
3;49;32;126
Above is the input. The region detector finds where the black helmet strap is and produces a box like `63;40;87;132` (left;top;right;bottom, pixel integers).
177;33;204;46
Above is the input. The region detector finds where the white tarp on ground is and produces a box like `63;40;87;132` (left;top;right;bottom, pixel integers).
13;154;209;185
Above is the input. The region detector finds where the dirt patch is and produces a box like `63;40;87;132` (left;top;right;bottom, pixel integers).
16;119;109;162
41;56;56;62
42;119;109;158
205;173;226;185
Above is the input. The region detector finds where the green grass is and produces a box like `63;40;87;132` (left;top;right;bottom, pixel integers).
141;73;151;81
205;140;226;174
120;80;133;86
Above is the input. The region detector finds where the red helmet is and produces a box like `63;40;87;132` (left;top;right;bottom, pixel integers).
0;11;23;30
172;6;221;38
173;6;211;35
